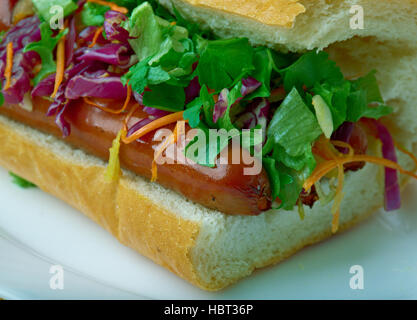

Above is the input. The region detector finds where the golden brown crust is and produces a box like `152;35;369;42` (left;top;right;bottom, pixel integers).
0;113;414;291
183;0;305;27
0;115;203;289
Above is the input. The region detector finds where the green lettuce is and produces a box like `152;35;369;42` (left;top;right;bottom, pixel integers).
23;22;68;84
81;2;109;27
9;172;37;189
32;0;77;22
196;37;254;91
121;2;393;211
267;87;322;157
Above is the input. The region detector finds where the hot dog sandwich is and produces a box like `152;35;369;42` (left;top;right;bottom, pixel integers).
1;0;417;290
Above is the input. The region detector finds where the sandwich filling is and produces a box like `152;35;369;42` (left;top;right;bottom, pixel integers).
1;0;417;232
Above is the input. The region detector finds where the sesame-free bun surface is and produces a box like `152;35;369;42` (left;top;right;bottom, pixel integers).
0;0;416;290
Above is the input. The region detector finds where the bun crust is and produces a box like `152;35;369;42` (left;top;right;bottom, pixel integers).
0;111;414;290
160;0;417;51
0;0;416;291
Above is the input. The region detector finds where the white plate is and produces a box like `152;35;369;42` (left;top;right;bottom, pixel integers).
1;165;417;300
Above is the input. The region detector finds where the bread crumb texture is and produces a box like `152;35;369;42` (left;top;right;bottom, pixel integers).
184;0;305;27
161;0;417;51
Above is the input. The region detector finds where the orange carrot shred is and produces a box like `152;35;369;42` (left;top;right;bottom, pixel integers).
89;26;103;48
151;121;185;182
304;154;417;193
121;111;187;144
4;42;14;90
313;136;338;160
331;164;345;233
330;140;355;157
394;142;417;169
84;84;132;114
51;34;66;98
123;104;139;132
86;0;128;14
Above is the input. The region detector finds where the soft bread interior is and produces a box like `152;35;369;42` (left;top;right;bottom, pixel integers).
159;0;417;51
161;0;417;289
0;0;416;291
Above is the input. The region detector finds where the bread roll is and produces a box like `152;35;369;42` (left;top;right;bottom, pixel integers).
1;0;416;290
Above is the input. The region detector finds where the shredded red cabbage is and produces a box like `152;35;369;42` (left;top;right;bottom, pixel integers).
212;77;262;123
373;120;401;211
46;83;67;117
143;106;170;118
78;26;106;46
104;11;131;43
31;73;55;97
65;75;128;100
240;76;261;96
65;18;77;67
55;103;71;137
2;67;31;104
127;118;154;138
185;76;201;104
213;88;229;123
0;16;41;104
75;43;131;66
235;98;270;143
133;91;143;105
331;121;354;154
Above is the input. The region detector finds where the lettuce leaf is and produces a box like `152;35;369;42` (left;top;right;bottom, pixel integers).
142;83;185;111
24;22;68;85
183;85;213;128
33;0;77;22
9;172;37;189
129;2;164;61
267;87;322;157
196;37;254;91
346;70;392;121
262;158;280;200
244;47;274;100
280;51;344;93
313;81;350;129
81;2;109;27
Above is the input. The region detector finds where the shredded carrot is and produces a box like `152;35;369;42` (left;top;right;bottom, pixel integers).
170;21;177;26
84;85;132;114
121;111;187;144
310;135;417;232
330;140;355;157
313;137;346;232
151;121;185;182
4;42;14;90
313;136;338;160
394;142;417;169
304;154;417;192
86;0;128;14
89;26;103;48
122;104;139;132
51;34;66;98
331;164;345;233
